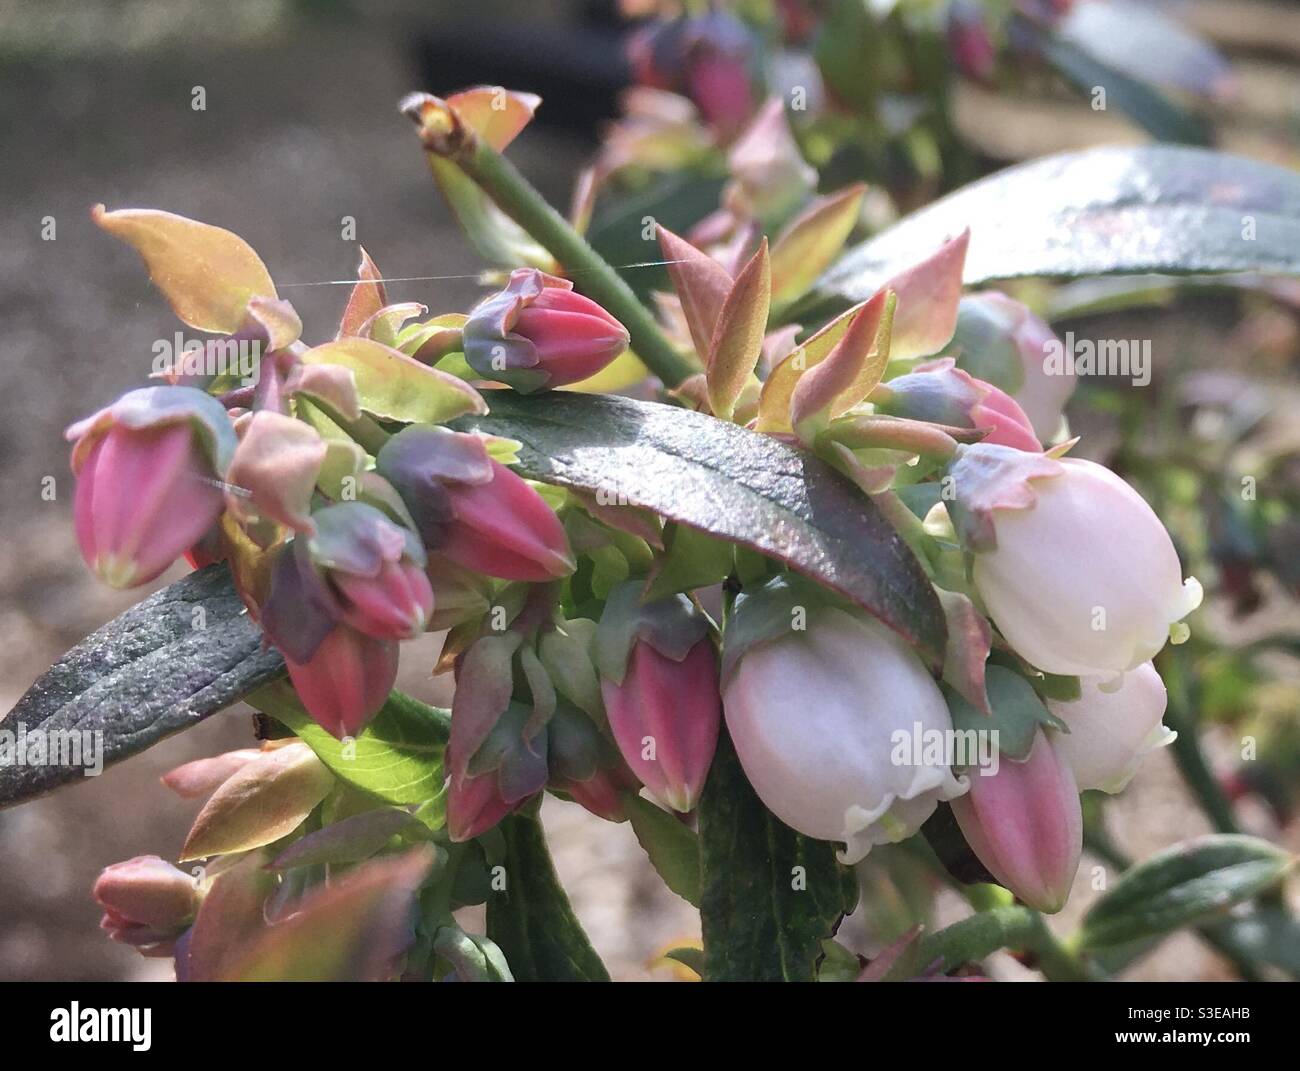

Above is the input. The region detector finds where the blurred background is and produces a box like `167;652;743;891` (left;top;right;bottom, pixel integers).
0;0;1297;980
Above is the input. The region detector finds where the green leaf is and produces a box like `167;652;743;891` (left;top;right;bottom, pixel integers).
698;731;850;981
1054;0;1231;99
1039;34;1210;146
453;391;946;670
1078;834;1294;950
252;684;449;816
301;337;486;425
770;184;866;311
485;813;610;981
267;807;422;871
815;146;1300;306
626;794;701;907
945;665;1066;763
1203;907;1300;980
662;946;705;977
643;523;735;601
0;565;285;810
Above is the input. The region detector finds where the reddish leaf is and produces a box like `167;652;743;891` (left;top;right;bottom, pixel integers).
181;742;334;861
937;589;992;714
337;247;388;339
789;288;894;439
885;229;970;362
657;224;733;364
447;86;541;151
225;411;328;534
706;238;771;420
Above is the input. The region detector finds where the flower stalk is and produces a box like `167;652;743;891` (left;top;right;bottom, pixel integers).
403;93;696;389
918;905;1095;983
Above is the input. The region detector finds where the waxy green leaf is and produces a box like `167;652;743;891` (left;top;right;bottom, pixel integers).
699;732;851;981
1040;34;1210;146
485;813;610;981
815;147;1300;305
1079;834;1294;949
626;794;701;907
0;565;285;809
453;392;946;669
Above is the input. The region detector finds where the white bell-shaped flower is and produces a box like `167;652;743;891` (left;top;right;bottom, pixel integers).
972;458;1202;676
723;606;967;864
1048;662;1174;793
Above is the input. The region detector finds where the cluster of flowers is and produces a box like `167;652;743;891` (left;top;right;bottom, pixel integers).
619;0;1079;150
77;87;1200;955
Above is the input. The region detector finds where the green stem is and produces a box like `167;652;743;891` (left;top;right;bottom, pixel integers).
1159;649;1240;835
919;905;1096;982
409;100;696;389
869;488;934;571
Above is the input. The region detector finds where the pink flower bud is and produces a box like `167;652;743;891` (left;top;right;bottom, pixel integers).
876;359;1041;452
440;460;576;582
627;12;755;137
947;1;997;84
950;731;1082;913
94;855;201;952
66;386;236;589
1048;662;1173;793
951;292;1076;441
602;635;720;813
686;48;754;138
464;269;629;393
72;422;225;589
334;557;433;641
511;287;629;383
446;770;518;843
559;763;638;824
283;624;399;739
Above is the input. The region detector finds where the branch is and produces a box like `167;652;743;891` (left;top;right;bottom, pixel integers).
404;94;697;389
